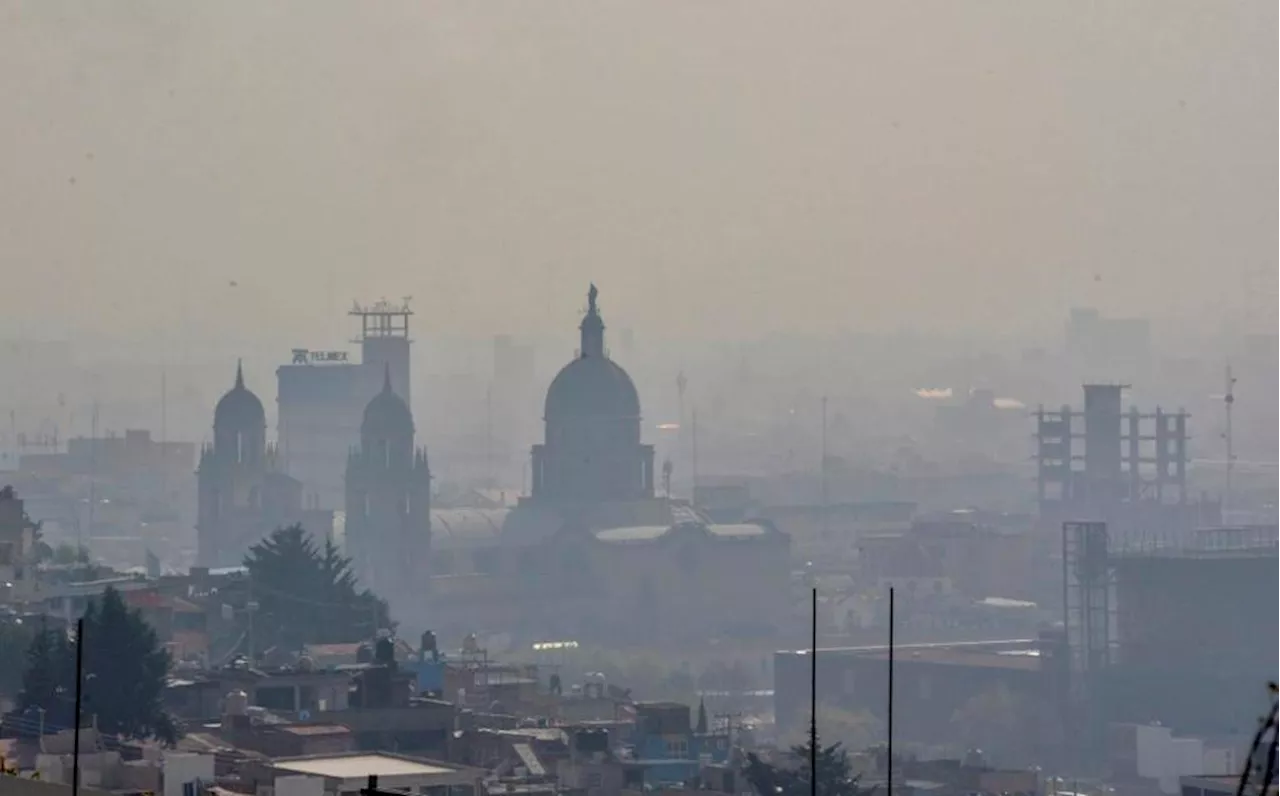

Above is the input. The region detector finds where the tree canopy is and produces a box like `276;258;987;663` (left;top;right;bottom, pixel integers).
0;620;37;700
243;524;391;653
15;621;75;734
742;734;873;796
17;589;177;743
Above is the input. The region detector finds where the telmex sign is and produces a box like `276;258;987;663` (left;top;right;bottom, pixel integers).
291;349;350;365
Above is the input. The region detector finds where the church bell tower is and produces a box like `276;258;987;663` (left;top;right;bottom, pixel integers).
345;367;432;593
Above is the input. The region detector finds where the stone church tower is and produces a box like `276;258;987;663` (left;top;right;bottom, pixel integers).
197;362;269;567
344;367;432;594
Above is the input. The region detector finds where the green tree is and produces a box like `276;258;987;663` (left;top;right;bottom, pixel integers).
0;620;36;698
16;621;76;733
81;587;178;743
244;524;391;653
781;707;883;756
17;591;177;743
743;735;872;796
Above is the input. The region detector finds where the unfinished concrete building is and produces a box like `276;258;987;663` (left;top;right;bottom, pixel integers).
1036;384;1219;536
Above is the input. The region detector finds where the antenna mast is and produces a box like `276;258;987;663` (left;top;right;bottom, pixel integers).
820;396;828;537
1223;364;1237;516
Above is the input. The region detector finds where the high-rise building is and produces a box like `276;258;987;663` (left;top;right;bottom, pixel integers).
276;299;413;509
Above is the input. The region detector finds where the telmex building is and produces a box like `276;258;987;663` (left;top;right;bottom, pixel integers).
276;299;413;509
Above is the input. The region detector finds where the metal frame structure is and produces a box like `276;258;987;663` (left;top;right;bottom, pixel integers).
1062;520;1115;766
350;298;413;342
1036;386;1190;511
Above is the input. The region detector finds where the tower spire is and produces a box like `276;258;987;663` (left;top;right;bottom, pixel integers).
235;359;245;389
580;283;605;359
383;362;393;393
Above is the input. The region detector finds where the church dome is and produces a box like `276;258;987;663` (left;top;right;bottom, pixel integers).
363;367;414;438
214;361;265;431
543;284;640;421
545;356;640;421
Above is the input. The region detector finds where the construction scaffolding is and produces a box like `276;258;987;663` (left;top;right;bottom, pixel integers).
1062;520;1114;766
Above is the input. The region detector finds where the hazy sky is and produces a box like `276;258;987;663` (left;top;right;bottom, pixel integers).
0;1;1274;352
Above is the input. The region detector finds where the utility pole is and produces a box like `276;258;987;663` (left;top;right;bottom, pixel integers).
810;587;818;796
888;586;895;796
72;618;84;796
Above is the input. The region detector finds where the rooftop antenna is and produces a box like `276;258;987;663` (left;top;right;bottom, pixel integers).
1223;364;1237;516
676;370;687;491
161;367;168;499
691;408;700;499
820;396;829;537
485;383;494;488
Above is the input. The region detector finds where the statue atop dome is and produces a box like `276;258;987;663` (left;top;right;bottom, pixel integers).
530;284;655;504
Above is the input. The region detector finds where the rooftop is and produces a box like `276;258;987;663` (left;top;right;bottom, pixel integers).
594;521;770;543
272;753;460;780
779;638;1037;657
852;647;1041;671
277;724;351;737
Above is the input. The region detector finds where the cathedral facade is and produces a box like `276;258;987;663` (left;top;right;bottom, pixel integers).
420;286;792;645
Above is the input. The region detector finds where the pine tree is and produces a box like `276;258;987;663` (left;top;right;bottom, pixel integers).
16;621;75;734
244;524;391;653
15;591;176;743
743;734;872;796
0;619;36;698
81;587;177;743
